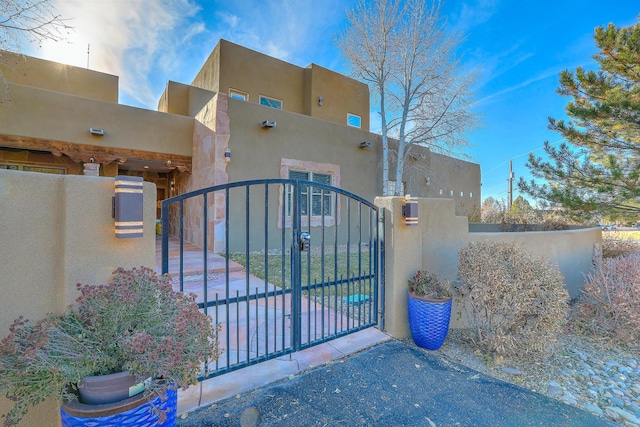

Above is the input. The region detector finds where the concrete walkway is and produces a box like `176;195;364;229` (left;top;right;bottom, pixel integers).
178;340;618;427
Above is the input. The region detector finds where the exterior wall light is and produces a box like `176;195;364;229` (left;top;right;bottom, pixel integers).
224;147;231;162
113;176;144;238
402;195;418;226
260;120;276;128
318;96;323;106
359;141;372;148
90;128;105;136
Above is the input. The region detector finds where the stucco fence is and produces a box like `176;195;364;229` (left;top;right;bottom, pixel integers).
0;169;156;427
0;170;600;425
376;196;602;339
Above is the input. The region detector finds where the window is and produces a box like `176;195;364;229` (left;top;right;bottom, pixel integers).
347;113;361;128
287;170;333;217
1;163;65;174
259;95;282;109
279;158;341;229
229;89;248;101
460;192;464;197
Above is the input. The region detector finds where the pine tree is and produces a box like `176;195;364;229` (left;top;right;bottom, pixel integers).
519;18;640;217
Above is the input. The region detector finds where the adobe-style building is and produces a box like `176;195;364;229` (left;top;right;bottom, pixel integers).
0;39;481;248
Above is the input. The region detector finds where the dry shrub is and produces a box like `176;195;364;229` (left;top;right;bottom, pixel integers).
601;231;640;258
456;241;569;359
577;253;640;349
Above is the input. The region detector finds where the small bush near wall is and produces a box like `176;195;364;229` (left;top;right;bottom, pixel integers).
456;241;569;359
577;253;640;349
601;231;640;258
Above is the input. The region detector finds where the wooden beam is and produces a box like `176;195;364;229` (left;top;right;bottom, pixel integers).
0;134;192;173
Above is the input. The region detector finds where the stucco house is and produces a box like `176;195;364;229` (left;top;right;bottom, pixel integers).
0;39;481;247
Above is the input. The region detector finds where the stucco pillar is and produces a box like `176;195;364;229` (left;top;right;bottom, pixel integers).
375;197;423;339
83;162;100;176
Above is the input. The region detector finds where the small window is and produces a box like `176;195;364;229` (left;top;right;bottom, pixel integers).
260;95;282;109
287;170;333;217
229;89;248;101
347;113;361;128
1;163;65;174
460;192;464;197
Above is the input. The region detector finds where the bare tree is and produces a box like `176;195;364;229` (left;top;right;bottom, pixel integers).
338;0;478;195
1;0;71;96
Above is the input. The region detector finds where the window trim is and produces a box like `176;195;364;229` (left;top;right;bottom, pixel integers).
0;162;66;174
347;113;361;128
259;95;283;110
229;88;248;101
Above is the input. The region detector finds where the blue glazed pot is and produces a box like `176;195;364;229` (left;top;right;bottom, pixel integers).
60;386;177;427
408;292;452;350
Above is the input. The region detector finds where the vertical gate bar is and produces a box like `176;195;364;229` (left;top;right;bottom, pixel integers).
378;208;385;329
264;184;270;356
203;192;208;316
280;183;287;352
236;290;240;364
224;187;231;370
368;207;374;324
333;193;339;336
320;188;326;339
179;200;185;292
161;200;169;275
214;294;220;370
346;197;351;330
292;181;301;352
357;201;362;326
255;287;259;360
245;185;250;363
306;184;311;345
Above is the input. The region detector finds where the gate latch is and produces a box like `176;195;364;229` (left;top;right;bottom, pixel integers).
299;232;311;251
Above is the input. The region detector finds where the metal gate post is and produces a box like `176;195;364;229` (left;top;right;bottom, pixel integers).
291;181;302;352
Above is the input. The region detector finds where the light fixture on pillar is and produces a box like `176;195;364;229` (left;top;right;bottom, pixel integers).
224;147;231;162
402;195;418;226
113;176;144;238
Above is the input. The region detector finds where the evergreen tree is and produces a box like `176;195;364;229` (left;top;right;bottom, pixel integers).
519;18;640;217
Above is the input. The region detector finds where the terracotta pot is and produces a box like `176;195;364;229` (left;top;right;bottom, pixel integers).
78;371;147;405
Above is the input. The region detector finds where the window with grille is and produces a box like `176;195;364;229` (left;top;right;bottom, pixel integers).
287;170;333;217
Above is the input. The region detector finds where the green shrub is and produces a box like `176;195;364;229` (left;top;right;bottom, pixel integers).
456;241;569;358
577;253;640;348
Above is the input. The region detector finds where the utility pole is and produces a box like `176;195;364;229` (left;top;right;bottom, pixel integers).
507;159;514;210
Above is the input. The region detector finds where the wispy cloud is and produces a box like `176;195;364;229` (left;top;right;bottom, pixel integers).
31;0;202;107
475;68;558;106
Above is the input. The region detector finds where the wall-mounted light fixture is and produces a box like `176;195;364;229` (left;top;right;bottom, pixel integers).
261;120;276;128
224;147;231;163
318;96;323;106
359;141;372;148
113;176;144;238
90;128;105;136
402;195;418;226
425;176;430;186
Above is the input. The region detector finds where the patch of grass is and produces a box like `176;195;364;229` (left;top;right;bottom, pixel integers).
226;251;373;297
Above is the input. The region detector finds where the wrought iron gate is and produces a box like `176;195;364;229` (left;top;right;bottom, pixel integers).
161;179;384;380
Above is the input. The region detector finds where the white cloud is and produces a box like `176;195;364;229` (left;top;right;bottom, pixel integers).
30;0;202;107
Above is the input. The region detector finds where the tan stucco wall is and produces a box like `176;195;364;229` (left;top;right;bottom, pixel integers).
377;196;600;339
190;40;370;129
0;82;194;158
157;81;216;117
0;169;155;427
305;64;370;129
1;50;118;102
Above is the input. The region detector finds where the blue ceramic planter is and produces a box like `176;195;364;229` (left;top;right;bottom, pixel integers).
408;292;452;350
60;386;177;427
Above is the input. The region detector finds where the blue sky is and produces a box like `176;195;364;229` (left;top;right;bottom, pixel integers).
26;0;639;202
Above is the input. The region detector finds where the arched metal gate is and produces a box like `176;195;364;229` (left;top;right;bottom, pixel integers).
161;179;384;381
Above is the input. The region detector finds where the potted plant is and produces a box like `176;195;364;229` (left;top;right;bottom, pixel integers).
0;267;221;426
407;270;452;350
